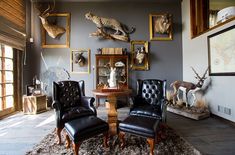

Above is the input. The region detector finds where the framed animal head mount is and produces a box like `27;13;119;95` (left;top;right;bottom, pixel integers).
70;49;90;74
149;13;173;41
41;13;71;48
130;40;149;70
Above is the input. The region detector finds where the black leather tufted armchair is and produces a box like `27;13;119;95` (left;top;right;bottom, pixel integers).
129;79;167;122
52;80;96;144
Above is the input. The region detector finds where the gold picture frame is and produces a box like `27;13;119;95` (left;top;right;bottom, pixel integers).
70;49;90;74
41;13;70;48
149;13;173;41
130;40;149;70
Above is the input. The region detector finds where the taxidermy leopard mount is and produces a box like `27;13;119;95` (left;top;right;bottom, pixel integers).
85;12;135;42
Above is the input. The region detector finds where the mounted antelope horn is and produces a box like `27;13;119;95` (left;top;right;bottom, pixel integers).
201;67;209;79
37;1;66;39
191;67;201;79
42;4;51;16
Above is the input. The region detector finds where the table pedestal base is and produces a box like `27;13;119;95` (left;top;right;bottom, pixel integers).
107;95;118;135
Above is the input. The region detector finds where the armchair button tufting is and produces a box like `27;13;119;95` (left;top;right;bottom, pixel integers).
145;93;149;98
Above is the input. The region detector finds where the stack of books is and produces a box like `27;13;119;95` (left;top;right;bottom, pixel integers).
101;48;123;55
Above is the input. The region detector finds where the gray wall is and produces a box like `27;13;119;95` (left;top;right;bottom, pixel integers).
24;1;182;97
182;0;235;122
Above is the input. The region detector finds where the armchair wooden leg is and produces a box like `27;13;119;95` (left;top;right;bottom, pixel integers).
103;132;109;148
147;138;155;155
56;127;62;144
159;123;167;140
65;133;70;149
119;131;125;149
73;142;81;155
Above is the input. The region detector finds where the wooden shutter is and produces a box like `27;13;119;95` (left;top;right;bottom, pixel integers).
190;0;209;38
0;0;26;50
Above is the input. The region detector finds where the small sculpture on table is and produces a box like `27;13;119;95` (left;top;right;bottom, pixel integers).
108;67;117;88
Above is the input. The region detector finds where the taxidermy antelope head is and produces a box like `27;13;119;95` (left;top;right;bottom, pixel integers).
75;52;86;67
191;67;209;88
36;2;65;39
170;67;209;96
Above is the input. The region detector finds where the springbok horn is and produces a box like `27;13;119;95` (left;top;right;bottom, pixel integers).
202;67;209;79
191;67;201;79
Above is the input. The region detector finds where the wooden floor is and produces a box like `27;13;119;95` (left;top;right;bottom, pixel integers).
0;107;235;155
167;112;235;155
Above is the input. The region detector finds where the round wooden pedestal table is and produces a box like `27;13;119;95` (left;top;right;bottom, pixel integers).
92;89;132;135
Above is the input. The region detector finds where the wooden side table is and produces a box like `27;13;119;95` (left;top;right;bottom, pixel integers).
92;89;132;135
22;95;47;114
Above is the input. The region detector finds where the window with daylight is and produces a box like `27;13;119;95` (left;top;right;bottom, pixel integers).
0;44;14;113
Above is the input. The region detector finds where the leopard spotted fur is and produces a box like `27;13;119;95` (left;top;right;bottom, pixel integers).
85;12;133;36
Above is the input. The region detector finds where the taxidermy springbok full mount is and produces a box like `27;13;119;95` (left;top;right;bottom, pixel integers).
170;67;209;105
85;12;135;42
35;1;65;39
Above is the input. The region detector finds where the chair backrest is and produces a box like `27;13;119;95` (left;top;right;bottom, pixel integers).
53;80;85;110
137;79;166;105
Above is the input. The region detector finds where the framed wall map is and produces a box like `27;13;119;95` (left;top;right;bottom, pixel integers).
208;25;235;76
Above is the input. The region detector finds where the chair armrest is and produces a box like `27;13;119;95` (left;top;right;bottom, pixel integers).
81;96;97;115
129;96;134;109
129;96;141;110
52;100;63;128
132;96;146;106
160;99;168;123
52;100;61;111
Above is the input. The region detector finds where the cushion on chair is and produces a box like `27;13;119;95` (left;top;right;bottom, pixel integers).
65;115;109;143
119;115;160;138
130;105;162;119
141;80;164;106
62;107;94;122
58;81;81;109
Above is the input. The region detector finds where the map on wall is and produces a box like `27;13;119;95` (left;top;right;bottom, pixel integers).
208;25;235;75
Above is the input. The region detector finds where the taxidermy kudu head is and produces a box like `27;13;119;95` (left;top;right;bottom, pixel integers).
170;67;209;97
36;3;66;39
75;52;86;67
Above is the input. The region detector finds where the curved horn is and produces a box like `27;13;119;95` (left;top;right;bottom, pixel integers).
42;4;51;16
201;67;209;79
191;67;201;79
